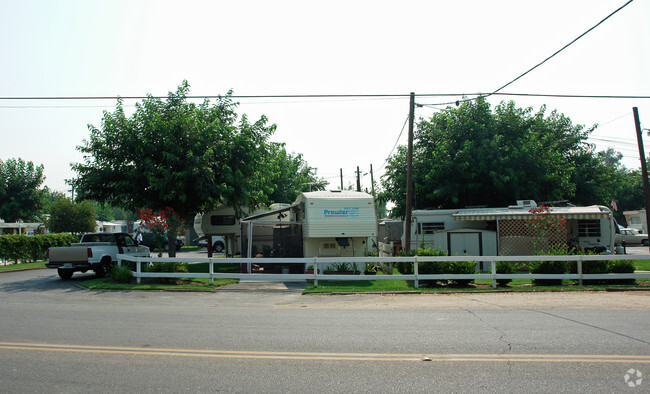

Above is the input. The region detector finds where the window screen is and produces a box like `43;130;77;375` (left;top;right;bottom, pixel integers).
578;220;601;237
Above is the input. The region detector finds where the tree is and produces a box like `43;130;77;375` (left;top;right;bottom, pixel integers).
381;99;599;216
72;81;277;257
47;199;96;234
265;143;327;204
0;158;46;222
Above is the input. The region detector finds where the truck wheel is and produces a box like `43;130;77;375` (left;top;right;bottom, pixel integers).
214;241;224;253
643;239;649;246
58;269;73;280
95;258;112;278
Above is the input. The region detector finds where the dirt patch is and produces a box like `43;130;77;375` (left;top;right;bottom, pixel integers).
288;291;650;310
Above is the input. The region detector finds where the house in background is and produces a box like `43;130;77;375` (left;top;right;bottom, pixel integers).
623;210;647;234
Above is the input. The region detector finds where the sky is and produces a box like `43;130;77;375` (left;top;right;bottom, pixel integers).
1;0;649;199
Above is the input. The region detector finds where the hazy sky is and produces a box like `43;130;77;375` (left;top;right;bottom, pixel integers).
1;0;649;197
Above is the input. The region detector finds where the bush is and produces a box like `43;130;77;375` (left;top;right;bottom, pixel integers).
447;260;476;286
110;264;133;283
607;260;635;285
496;261;521;287
0;233;78;264
567;260;608;285
146;262;189;273
530;261;566;286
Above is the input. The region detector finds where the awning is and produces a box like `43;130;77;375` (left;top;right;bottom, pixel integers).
241;202;300;222
453;212;610;221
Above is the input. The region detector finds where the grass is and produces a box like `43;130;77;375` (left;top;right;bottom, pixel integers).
78;277;238;291
0;261;46;271
634;260;650;271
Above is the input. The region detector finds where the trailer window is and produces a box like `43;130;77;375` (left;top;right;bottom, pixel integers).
210;215;236;226
578;220;601;237
417;222;444;234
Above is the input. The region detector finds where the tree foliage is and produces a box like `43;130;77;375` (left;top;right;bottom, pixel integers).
381;99;640;217
265;143;327;204
47;199;96;234
73;81;277;221
0;158;46;222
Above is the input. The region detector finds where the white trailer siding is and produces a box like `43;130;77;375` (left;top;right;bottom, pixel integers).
296;191;377;239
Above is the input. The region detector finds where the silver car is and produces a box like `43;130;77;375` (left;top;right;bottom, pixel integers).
615;228;649;246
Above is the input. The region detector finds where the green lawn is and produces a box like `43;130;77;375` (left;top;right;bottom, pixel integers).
0;261;46;271
634;260;650;271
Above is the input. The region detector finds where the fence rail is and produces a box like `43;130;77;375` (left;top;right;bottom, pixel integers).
117;254;650;289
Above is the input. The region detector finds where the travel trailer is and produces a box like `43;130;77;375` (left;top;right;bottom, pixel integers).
194;204;289;256
404;200;615;257
241;190;378;272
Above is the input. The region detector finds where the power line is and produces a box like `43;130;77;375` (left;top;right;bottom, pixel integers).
422;0;636;107
378;114;410;171
1;92;649;106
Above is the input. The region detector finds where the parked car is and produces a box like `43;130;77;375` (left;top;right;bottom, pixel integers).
138;232;184;251
615;227;649;246
198;235;226;253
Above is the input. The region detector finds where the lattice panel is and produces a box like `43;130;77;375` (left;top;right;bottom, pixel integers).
498;219;567;256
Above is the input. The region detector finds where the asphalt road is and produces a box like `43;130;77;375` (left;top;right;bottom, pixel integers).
0;268;648;393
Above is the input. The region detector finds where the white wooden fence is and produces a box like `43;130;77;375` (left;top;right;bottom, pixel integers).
116;254;650;289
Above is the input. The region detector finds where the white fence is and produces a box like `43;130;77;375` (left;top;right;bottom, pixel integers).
116;254;650;289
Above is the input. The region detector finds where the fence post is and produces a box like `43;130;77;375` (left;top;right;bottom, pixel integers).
414;256;419;289
314;257;318;288
577;256;583;286
209;259;214;285
136;258;141;284
491;260;497;289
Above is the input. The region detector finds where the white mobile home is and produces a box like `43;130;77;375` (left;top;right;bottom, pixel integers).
406;200;615;257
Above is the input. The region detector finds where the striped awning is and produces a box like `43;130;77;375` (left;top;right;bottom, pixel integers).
453;212;610;221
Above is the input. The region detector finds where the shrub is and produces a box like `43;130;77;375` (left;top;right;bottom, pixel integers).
530;261;566;286
448;260;476;286
607;260;635;285
110;264;133;283
146;262;189;273
566;260;608;285
496;261;521;287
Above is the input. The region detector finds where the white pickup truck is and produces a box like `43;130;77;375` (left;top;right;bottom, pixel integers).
46;232;150;279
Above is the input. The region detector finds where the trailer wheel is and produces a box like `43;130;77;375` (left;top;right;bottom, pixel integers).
58;269;73;280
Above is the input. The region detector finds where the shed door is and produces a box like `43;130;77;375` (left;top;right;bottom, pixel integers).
448;232;482;256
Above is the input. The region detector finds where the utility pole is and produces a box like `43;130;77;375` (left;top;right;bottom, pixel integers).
340;168;343;190
404;92;415;253
370;164;375;197
633;107;650;252
356;166;361;192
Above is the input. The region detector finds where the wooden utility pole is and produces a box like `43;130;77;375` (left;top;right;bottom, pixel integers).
404;92;415;253
340;168;343;190
633;107;650;252
356;166;361;192
370;164;375;197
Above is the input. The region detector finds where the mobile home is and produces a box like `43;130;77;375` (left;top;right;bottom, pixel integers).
405;200;615;257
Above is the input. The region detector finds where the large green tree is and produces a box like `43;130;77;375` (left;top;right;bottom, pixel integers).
73;81;280;256
47;198;96;234
266;143;327;204
0;158;46;222
380;98;620;217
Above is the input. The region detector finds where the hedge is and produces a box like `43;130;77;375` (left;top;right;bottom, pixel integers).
0;234;79;264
